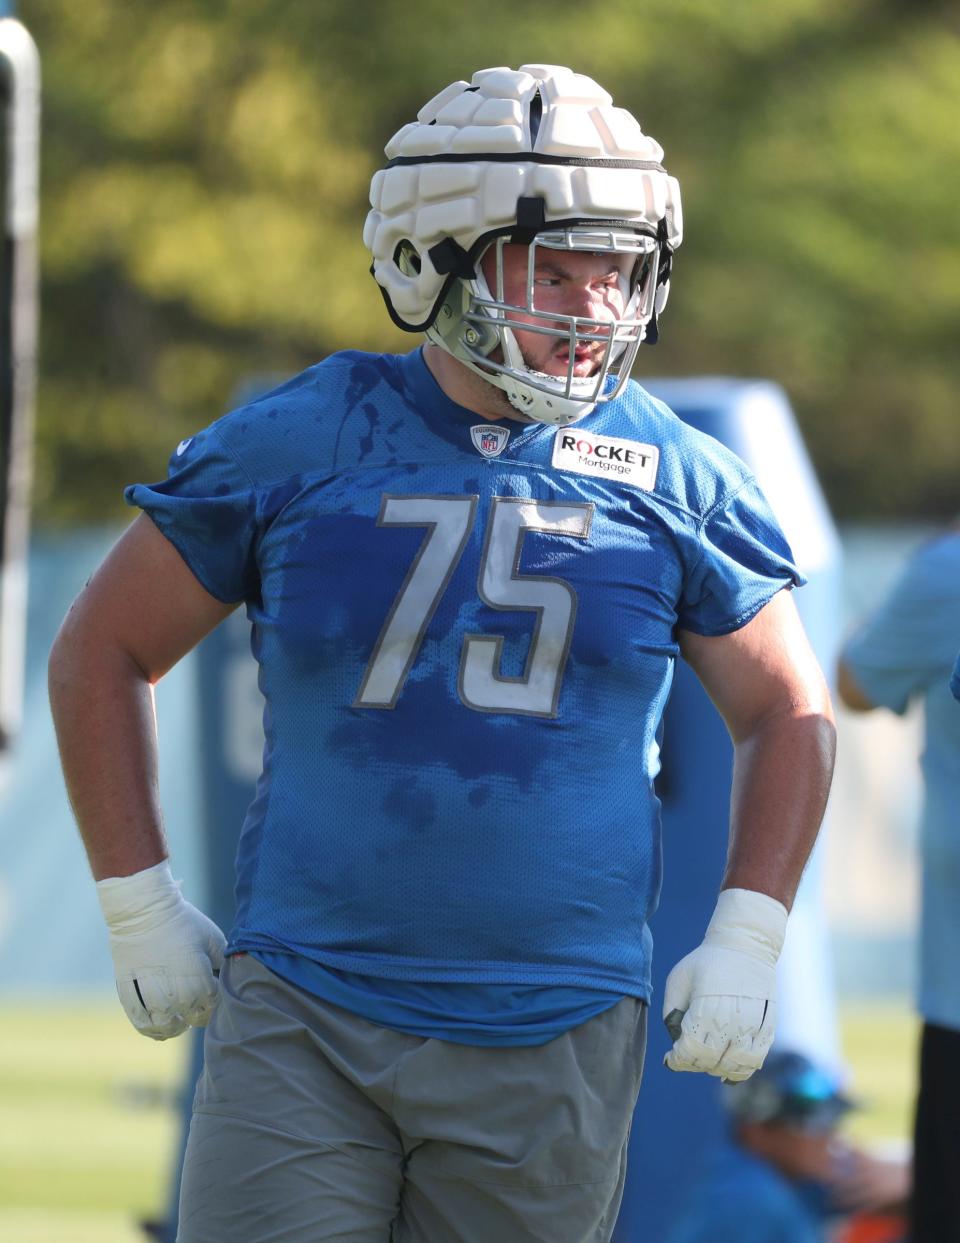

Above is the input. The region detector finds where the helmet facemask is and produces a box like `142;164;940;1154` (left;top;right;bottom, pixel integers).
426;226;661;426
366;64;683;424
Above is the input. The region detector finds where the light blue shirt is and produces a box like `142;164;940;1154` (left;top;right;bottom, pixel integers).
842;531;960;1031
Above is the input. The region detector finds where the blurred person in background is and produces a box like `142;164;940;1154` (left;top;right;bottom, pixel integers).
662;1049;909;1243
837;524;960;1243
48;64;836;1243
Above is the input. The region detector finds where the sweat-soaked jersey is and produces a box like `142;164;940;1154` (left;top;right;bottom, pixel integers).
127;347;802;1027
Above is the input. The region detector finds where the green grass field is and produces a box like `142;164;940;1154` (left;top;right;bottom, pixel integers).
0;998;920;1242
836;999;920;1148
0;1001;187;1243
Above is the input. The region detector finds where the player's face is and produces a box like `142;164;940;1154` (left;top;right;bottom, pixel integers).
746;1121;838;1183
482;243;632;379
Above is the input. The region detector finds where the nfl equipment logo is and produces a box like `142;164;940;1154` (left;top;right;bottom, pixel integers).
470;424;510;458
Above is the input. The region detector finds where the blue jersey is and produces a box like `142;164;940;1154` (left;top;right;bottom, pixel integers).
127;348;800;1022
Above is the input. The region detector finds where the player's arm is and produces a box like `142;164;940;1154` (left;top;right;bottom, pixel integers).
49;513;236;876
662;588;836;1081
49;513;238;1038
681;588;835;906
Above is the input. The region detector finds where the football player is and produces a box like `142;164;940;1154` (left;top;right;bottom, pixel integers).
49;65;835;1243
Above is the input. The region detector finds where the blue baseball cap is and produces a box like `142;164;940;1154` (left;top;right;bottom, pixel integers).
724;1050;854;1134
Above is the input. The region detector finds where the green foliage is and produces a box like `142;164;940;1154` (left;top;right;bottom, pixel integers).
19;0;960;522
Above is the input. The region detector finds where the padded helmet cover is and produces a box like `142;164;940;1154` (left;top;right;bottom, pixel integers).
364;64;683;332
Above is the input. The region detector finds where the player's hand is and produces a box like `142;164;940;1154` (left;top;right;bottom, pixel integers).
662;887;787;1082
96;860;226;1041
827;1145;912;1214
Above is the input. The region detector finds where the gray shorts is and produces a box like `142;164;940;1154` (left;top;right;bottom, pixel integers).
177;954;647;1243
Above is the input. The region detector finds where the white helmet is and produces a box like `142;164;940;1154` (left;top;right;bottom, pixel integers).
364;64;682;425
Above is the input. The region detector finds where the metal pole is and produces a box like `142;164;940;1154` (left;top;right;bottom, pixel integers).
0;16;39;749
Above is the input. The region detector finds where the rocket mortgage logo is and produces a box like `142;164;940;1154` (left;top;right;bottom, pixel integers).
551;430;659;490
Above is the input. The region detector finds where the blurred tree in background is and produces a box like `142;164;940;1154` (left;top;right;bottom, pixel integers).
19;0;960;524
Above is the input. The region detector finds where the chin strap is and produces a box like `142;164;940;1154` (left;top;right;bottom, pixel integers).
644;222;674;346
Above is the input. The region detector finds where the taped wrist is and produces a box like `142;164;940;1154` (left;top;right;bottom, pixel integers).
703;887;788;968
96;860;182;933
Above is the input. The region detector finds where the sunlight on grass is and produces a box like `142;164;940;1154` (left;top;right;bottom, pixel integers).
0;1208;158;1243
0;1001;187;1242
839;997;919;1148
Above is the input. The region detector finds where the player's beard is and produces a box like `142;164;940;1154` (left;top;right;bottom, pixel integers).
468;359;536;422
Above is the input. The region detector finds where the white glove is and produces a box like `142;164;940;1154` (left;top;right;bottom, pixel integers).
97;860;226;1041
662;887;787;1083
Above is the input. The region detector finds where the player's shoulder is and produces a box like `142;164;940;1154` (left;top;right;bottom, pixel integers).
206;350;413;483
601;380;757;521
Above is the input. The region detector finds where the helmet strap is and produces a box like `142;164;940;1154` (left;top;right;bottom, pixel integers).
427;237;476;279
509;195;548;243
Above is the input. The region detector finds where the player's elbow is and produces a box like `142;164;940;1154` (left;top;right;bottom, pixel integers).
48;599;150;708
805;669;836;730
48;605;83;694
809;701;838;775
793;672;837;754
735;675;837;766
749;660;836;736
780;689;837;767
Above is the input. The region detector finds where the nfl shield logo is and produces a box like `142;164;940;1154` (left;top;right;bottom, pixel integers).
470;424;510;458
